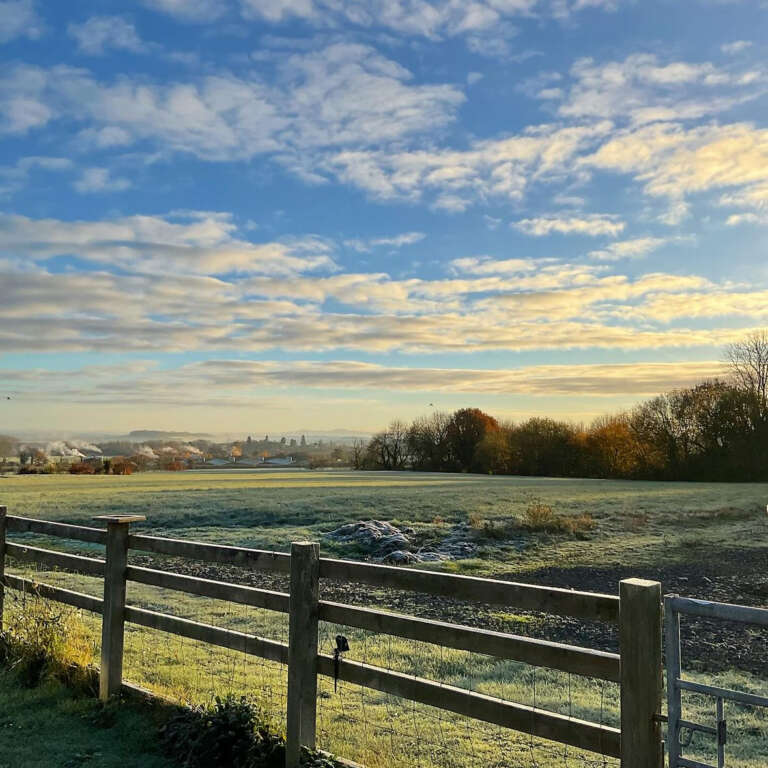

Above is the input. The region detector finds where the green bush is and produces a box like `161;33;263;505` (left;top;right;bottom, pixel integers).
159;695;337;768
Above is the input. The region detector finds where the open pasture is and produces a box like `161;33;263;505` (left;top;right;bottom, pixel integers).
2;469;767;574
2;470;767;767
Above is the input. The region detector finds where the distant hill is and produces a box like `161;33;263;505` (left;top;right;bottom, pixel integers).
125;430;213;441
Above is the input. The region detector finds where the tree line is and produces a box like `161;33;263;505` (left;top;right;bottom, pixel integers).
353;332;768;482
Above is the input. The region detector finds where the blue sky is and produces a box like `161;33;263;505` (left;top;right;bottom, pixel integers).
1;0;767;435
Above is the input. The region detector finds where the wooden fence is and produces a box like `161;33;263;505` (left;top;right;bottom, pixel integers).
0;506;663;768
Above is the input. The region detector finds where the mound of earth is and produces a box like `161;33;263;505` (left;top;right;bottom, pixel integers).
326;520;475;563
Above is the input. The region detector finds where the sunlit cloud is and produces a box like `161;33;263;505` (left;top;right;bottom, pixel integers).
514;214;625;237
588;236;691;260
344;231;425;253
0;211;337;275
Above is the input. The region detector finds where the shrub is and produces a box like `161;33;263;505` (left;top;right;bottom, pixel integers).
522;501;558;530
160;695;268;768
70;461;95;474
159;695;337;768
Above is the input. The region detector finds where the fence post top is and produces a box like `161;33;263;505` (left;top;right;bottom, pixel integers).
94;514;146;525
291;540;319;549
0;505;6;515
620;578;661;590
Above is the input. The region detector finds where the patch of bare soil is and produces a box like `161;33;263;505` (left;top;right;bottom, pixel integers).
514;547;768;676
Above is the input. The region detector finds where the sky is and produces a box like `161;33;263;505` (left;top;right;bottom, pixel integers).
1;0;767;436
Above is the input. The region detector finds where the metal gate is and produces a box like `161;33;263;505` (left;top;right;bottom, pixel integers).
665;595;768;768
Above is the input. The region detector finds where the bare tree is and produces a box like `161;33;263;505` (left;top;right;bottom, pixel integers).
725;330;768;421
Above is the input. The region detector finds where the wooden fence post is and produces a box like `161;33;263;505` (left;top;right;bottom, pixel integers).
620;578;663;768
286;541;320;768
94;514;145;701
0;505;6;630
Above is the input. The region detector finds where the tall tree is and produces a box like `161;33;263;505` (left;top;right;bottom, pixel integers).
0;434;19;458
446;408;499;472
726;330;768;423
408;411;452;471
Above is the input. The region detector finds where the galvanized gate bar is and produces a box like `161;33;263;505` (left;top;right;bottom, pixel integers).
676;680;768;709
665;594;768;768
668;596;768;626
665;594;683;768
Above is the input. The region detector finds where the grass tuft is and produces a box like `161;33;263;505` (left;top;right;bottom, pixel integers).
520;501;596;537
0;587;96;689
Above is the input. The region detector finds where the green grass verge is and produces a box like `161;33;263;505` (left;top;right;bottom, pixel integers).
0;669;173;768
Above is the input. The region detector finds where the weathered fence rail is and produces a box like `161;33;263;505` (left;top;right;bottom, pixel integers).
0;505;664;768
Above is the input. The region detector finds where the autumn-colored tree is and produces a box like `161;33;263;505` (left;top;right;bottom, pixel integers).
474;425;514;474
446;408;499;472
348;334;768;481
111;457;135;475
585;414;640;478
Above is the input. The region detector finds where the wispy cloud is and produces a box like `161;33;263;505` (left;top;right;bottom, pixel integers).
721;40;752;55
0;359;726;405
449;256;541;275
585;122;768;224
67;16;145;56
553;53;765;124
344;232;425;253
513;214;625;237
588;236;690;260
73;167;132;193
1;211;766;359
140;0;226;22
328;121;612;207
0;44;463;162
0;0;43;44
238;0;614;40
0;211;337;275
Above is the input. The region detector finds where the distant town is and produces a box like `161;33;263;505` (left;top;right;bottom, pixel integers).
0;431;362;474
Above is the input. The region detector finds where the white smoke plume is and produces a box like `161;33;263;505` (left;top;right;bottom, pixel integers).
46;441;84;457
69;440;102;454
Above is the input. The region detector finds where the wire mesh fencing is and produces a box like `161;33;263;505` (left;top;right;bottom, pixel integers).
315;606;620;768
122;565;290;728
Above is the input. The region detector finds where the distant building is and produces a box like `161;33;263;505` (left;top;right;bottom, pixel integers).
259;456;295;466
